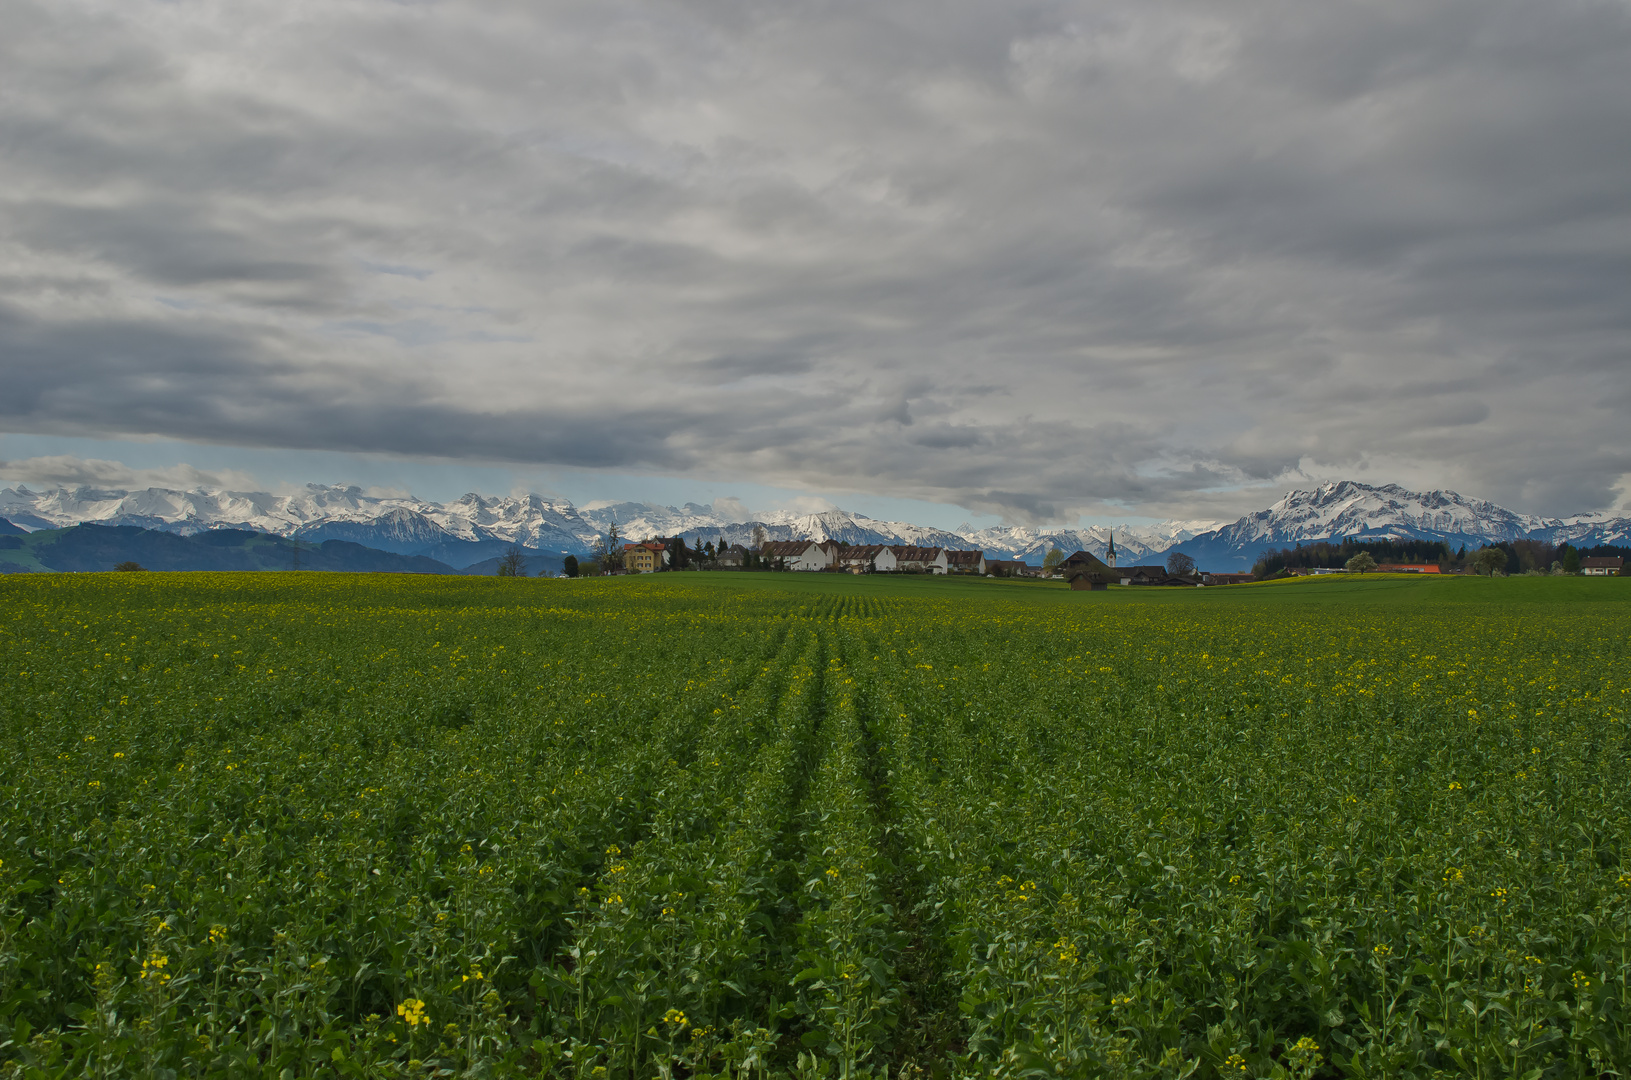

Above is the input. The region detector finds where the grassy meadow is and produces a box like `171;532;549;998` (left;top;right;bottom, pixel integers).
0;570;1627;1078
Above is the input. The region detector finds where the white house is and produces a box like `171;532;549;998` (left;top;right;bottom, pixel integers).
1582;556;1623;576
837;544;898;573
890;545;949;573
760;540;838;571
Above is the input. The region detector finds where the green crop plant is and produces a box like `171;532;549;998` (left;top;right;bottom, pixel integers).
0;570;1626;1077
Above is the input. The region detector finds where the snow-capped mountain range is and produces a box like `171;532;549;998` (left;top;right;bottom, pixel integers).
1;480;1626;571
1168;481;1631;569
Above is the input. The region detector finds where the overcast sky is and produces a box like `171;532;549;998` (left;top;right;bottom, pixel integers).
2;0;1628;524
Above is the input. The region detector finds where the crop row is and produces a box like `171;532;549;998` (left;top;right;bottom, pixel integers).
0;573;1627;1078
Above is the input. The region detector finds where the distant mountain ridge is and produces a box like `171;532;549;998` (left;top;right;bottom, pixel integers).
2;480;1627;572
0;524;458;575
1169;481;1631;570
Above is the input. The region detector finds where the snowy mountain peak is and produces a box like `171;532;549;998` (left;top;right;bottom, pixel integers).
3;478;1625;573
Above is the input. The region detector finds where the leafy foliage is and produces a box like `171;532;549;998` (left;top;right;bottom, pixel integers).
0;572;1626;1077
1253;538;1452;577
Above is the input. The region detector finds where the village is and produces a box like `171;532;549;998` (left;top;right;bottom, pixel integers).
614;534;1255;587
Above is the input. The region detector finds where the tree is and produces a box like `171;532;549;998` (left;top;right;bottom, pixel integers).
113;561;146;572
1166;551;1197;577
1471;547;1506;577
497;546;527;577
1561;545;1581;574
1042;548;1065;575
562;555;579;578
752;525;767;551
1345;551;1377;574
598;522;624;573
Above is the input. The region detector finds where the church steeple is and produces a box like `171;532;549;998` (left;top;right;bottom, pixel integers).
1106;529;1116;568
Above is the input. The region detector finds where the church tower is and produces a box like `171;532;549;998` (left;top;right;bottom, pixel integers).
1106;529;1117;569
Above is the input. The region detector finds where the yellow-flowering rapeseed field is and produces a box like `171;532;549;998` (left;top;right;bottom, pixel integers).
0;571;1627;1078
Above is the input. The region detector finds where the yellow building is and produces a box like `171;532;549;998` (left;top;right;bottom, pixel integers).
623;542;666;573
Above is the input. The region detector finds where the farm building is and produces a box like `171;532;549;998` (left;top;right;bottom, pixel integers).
985;560;1036;578
1059;551;1112;578
1121;565;1202;587
1582;556;1624;576
1069;572;1113;591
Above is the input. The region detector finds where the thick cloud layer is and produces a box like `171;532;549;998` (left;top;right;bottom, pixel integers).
2;0;1627;521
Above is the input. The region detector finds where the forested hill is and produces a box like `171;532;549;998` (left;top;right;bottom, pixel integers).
0;523;457;575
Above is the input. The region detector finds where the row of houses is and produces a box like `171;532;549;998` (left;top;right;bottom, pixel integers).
619;539;997;574
759;541;990;574
625;538;1254;585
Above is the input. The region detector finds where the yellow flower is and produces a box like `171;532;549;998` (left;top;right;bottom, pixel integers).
139;952;171;984
663;1008;688;1028
397;998;428;1027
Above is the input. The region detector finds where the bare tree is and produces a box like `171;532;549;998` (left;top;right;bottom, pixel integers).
497;546;527;577
752;524;767;551
1166;551;1197;576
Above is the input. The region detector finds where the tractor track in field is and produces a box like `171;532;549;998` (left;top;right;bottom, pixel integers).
835;622;965;1075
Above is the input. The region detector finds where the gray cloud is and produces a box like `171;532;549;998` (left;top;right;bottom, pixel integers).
0;454;262;491
1;0;1627;522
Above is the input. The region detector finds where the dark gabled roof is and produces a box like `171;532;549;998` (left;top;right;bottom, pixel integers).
889;545;943;559
760;540;817;557
1061;551;1113;576
839;544;886;559
944;549;984;565
1582;556;1624;568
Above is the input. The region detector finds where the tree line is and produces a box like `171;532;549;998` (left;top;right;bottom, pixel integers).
1253;536;1629;578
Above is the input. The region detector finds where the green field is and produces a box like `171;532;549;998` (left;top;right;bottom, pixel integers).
1;572;1627;1078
